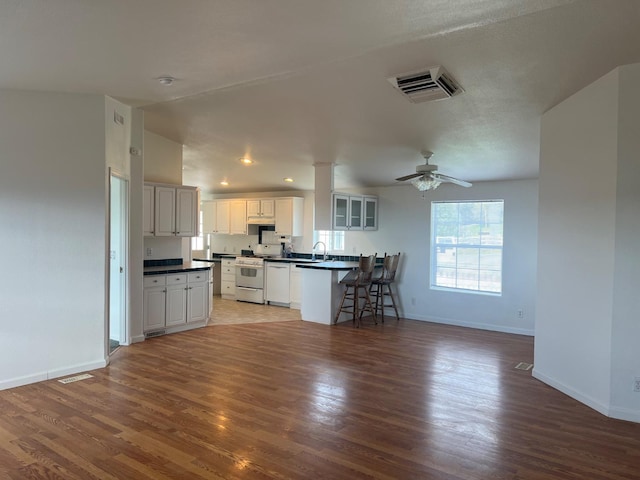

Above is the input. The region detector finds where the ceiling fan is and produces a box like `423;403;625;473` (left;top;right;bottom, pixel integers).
395;151;472;191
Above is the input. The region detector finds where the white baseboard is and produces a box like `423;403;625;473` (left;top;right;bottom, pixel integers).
131;334;146;343
0;359;107;391
533;369;640;423
404;313;534;336
532;369;610;417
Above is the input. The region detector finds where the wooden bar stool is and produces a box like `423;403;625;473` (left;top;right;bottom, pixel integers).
334;254;377;327
370;252;400;322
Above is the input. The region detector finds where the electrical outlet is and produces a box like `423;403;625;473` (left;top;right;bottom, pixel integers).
411;297;416;306
146;247;152;257
633;377;640;393
223;246;227;252
517;309;524;319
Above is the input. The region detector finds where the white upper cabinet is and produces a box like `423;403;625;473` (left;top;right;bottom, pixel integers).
143;184;155;236
229;200;247;234
154;186;177;236
146;183;199;237
247;199;275;221
332;193;377;231
176;188;198;236
275;197;304;236
202;200;230;234
363;195;378;230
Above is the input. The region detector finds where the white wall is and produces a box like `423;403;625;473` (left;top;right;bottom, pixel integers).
535;64;640;423
143;131;182;184
129;109;145;344
0;90;108;389
610;63;640;419
358;180;538;335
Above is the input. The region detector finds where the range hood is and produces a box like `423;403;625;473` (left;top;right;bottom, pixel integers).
246;218;275;225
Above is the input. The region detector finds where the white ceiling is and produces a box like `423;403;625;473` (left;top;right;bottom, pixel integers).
3;0;640;194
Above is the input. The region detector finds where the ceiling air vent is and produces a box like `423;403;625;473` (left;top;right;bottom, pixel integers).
387;66;463;103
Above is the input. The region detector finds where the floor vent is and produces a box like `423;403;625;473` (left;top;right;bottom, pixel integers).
387;65;463;103
515;362;533;371
145;330;166;339
58;373;93;384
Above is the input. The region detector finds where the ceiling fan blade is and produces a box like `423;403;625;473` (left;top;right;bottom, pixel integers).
435;174;472;187
395;172;422;182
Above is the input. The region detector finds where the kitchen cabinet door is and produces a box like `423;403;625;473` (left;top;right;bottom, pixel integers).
176;188;198;237
166;285;187;326
332;194;350;230
363;196;378;230
247;199;275;220
348;196;363;229
187;277;208;323
143;184;155;236
155;186;176;236
143;286;166;331
275;197;303;236
229;200;247;234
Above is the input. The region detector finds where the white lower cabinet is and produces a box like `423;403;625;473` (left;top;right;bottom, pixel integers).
221;258;236;299
143;269;211;333
187;272;208;323
265;262;290;305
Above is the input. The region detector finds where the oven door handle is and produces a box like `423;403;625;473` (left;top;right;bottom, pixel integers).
236;286;260;292
236;265;264;269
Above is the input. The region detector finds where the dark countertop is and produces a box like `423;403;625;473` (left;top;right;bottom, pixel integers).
294;260;362;270
192;257;221;263
264;258;322;264
144;261;213;276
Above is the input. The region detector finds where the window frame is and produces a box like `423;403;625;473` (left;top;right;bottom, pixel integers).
430;199;504;295
313;230;345;253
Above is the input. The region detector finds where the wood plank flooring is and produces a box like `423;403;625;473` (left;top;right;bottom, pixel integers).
1;303;639;479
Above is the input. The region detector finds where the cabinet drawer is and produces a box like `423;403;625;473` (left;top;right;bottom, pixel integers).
144;275;166;287
166;274;187;285
188;271;208;283
222;273;235;282
221;280;236;294
222;259;236;267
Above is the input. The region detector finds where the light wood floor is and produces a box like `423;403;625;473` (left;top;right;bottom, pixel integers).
1;303;639;479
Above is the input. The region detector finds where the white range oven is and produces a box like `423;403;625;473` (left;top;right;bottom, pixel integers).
235;256;265;303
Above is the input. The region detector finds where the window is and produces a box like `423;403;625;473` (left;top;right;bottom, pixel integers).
191;210;205;252
431;200;504;294
313;230;345;253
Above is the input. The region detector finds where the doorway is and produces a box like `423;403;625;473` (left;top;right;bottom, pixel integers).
109;172;129;354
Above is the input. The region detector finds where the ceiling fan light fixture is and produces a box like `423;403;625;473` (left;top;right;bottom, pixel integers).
411;175;442;191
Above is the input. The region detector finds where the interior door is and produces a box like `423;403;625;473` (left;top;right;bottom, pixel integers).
109;172;129;354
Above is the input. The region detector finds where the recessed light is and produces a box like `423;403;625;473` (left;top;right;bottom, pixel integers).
220;180;229;186
283;177;294;183
240;158;253;165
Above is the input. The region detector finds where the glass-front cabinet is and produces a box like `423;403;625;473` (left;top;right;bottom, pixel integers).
363;196;377;230
332;194;376;231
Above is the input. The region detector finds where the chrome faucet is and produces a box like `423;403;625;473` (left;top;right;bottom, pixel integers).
312;241;327;261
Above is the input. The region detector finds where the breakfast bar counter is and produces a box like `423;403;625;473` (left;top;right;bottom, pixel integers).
296;261;361;324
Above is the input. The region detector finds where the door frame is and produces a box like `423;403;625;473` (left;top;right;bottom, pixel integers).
107;168;130;356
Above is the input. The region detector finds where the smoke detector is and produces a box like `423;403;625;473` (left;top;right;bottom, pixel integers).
157;76;176;86
387;66;463;103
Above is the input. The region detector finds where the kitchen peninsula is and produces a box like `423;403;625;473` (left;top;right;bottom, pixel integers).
296;260;368;325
